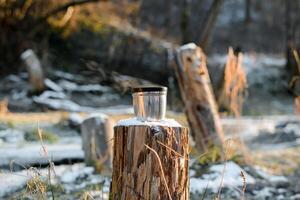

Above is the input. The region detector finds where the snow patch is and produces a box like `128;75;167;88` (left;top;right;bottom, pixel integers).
44;78;63;92
254;187;275;199
61;166;94;183
255;167;288;184
0;129;24;143
190;161;255;193
115;118;182;127
0;171;29;197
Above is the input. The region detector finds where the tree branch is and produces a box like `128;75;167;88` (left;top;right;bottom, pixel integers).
39;0;102;22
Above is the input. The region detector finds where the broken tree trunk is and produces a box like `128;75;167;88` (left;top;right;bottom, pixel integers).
174;43;225;152
217;47;247;117
81;114;114;173
20;49;45;92
110;120;189;200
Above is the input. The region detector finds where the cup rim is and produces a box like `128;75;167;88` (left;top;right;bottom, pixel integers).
131;86;167;93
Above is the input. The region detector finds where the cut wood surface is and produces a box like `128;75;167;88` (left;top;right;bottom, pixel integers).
175;43;224;152
110;122;189;200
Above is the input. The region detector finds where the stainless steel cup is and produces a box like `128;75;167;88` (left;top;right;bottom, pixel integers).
132;87;167;121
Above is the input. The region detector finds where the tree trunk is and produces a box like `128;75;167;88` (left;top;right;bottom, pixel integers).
196;0;223;51
245;0;252;23
285;0;300;95
285;0;300;73
110;123;189;200
174;43;225;152
81;114;114;174
180;0;191;44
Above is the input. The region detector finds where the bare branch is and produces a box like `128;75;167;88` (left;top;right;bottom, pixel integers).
39;0;103;22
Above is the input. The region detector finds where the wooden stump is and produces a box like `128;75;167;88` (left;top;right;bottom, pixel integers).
174;43;224;152
81;114;114;173
217;47;247;117
110;119;189;200
20;49;45;92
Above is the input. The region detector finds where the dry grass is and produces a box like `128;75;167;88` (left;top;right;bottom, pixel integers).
240;171;246;200
216;139;232;199
0;111;69;125
0;98;8;114
251;146;300;175
218;47;247;117
6;127;57;199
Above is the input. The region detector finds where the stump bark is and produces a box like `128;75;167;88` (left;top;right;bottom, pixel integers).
110;121;189;200
174;43;225;152
81;114;114;173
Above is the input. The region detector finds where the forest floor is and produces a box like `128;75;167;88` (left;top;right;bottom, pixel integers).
1;111;300;199
0;54;299;199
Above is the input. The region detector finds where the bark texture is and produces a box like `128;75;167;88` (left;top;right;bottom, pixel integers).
174;43;225;152
110;125;189;200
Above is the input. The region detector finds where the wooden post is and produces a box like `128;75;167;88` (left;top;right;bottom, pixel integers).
81;114;114;173
174;43;225;152
20;49;45;92
110;120;189;200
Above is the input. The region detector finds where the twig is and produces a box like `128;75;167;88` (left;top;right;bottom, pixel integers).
39;0;102;22
201;174;211;200
292;48;300;73
240;171;246;200
157;140;186;159
145;144;172;200
37;124;56;199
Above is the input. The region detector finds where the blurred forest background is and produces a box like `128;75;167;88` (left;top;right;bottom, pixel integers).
1;0;300;114
1;0;300;199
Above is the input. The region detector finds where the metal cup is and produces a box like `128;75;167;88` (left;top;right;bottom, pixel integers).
132;87;167;121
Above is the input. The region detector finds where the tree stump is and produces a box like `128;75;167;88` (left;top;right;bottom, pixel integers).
174;43;225;152
20;49;45;92
110;119;189;200
81;114;114;173
217;47;247;117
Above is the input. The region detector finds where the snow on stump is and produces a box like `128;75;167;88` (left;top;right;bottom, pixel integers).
81;114;114;174
110;87;189;200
